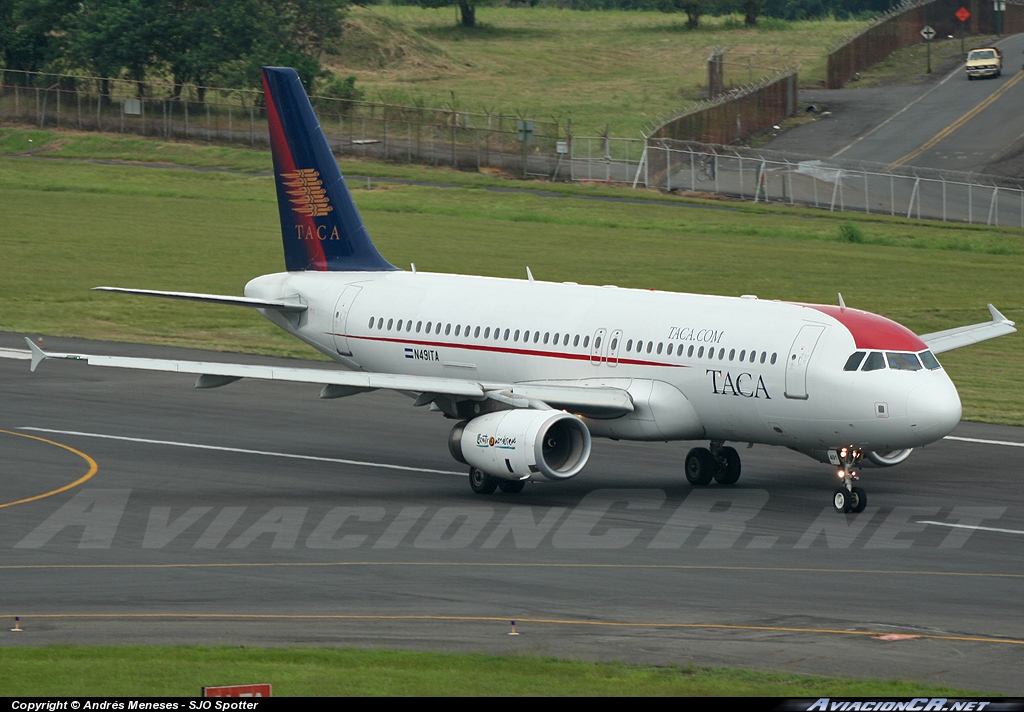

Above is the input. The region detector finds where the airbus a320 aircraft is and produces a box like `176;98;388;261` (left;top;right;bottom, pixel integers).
23;67;1017;513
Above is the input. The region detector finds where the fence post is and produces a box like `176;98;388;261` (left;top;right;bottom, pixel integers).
987;186;999;226
228;104;232;141
249;105;254;145
906;177;920;219
690;149;695;191
666;147;672;192
863;170;870;214
77;90;82;129
206;102;210;140
141;97;145;136
942;177;947;222
184;100;189;138
56;86;60;128
889;174;894;216
968;174;973;223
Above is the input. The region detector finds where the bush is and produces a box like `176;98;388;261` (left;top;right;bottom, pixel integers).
839;220;864;243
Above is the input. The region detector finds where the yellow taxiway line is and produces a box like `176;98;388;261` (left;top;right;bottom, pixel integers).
3;612;1022;646
887;70;1024;169
0;429;98;509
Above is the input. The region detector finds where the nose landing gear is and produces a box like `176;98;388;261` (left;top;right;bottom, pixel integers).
831;447;867;513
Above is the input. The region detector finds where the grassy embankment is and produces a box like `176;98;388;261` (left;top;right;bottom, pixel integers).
1;129;1021;424
0;646;988;696
328;6;871;136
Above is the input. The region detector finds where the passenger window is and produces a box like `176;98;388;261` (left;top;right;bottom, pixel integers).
396;320;403;331
544;332;550;344
698;346;704;358
583;336;590;348
656;342;663;355
514;330;520;341
749;351;756;363
368;317;375;328
425;321;432;333
445;323;452;336
524;330;530;342
729;349;735;361
416;321;423;333
454;325;461;336
862;352;886;371
573;335;580;347
626;339;633;352
595;336;602;350
687;345;694;357
887;352;923;371
611;338;618;350
677;344;684;356
760;352;766;364
646;342;653;354
920;351;942;370
718;348;725;360
503;329;510;340
534;332;540;344
377;318;384;329
563;334;570;346
770;353;777;365
739;350;746;361
474;326;481;338
387;319;393;330
844;352;866;372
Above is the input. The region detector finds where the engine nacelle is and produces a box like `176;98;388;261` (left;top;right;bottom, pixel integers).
866;448;914;467
449;410;591;481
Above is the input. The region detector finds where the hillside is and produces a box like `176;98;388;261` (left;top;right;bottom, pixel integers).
324;6;871;136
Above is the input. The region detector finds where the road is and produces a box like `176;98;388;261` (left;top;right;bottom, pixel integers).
1;333;1022;693
767;34;1024;176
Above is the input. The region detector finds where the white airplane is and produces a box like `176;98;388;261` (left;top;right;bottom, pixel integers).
23;67;1017;513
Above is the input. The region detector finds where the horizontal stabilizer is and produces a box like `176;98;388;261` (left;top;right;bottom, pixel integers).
92;287;307;312
921;304;1016;354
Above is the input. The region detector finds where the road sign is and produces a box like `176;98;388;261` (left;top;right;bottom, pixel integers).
956;6;970;21
921;25;936;40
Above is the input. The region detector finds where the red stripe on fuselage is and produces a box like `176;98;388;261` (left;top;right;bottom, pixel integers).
262;72;327;271
335;333;689;368
799;304;928;351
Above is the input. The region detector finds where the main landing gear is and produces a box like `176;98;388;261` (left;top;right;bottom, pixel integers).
832;446;867;514
685;441;741;486
468;467;526;495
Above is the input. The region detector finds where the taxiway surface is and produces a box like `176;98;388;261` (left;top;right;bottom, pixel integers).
1;334;1022;693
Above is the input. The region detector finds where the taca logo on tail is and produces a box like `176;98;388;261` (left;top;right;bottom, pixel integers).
261;66;397;273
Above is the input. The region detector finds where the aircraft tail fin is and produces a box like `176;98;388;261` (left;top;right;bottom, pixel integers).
261;66;396;273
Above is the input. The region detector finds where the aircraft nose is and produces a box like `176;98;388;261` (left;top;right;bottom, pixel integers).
907;380;962;441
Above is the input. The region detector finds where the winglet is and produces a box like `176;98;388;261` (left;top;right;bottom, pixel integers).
988;304;1014;326
24;337;48;373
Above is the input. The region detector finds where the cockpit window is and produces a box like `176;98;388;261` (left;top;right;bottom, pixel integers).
862;352;886;371
920;350;942;370
844;352;866;371
887;352;923;371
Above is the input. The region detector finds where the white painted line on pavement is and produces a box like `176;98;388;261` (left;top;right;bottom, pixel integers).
944;435;1024;448
17;427;465;477
920;521;1024;536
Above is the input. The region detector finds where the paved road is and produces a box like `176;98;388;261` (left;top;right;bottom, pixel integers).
766;34;1024;176
1;333;1022;693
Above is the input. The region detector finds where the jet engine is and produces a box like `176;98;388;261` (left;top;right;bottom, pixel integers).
449;409;591;481
866;449;914;467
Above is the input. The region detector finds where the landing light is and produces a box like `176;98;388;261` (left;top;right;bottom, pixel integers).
837;469;845;478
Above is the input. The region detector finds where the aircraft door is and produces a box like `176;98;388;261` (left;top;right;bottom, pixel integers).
607;329;623;367
590;328;607;365
785;324;826;400
332;285;362;356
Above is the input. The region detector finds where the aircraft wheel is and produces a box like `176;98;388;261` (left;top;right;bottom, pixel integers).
685;447;716;486
850;486;867;513
498;479;526;494
715;446;741;485
833;487;851;513
469;467;498;495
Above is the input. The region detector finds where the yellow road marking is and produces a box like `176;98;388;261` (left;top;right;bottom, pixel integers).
3;612;1022;646
0;429;98;508
887;70;1024;169
0;560;1019;579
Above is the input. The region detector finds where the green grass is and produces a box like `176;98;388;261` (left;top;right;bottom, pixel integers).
329;6;871;136
1;152;1022;423
0;646;989;696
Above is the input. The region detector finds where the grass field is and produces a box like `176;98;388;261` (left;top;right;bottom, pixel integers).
0;646;988;696
328;6;871;136
1;136;1022;423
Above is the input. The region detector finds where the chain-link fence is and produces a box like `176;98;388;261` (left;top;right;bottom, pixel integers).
647;68;799;146
568;137;1024;227
0;69;567;176
827;0;1024;89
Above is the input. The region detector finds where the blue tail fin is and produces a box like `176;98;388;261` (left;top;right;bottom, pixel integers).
261;67;396;272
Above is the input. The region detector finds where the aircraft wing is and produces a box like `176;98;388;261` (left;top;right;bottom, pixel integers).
920;304;1016;354
17;339;634;415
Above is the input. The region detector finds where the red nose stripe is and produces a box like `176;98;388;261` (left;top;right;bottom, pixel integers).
800;304;928;351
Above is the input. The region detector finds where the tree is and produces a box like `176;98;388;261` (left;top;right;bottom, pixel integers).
419;0;480;29
674;0;708;28
743;0;761;25
64;0;159;97
0;0;78;79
